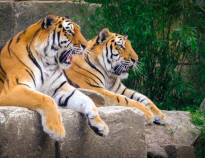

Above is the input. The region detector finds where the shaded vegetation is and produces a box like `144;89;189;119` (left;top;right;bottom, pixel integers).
74;0;205;111
192;111;205;158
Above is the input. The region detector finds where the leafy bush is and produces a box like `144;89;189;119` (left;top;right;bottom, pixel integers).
192;111;205;158
75;0;205;110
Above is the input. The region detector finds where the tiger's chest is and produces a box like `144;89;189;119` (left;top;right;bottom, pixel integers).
37;66;66;96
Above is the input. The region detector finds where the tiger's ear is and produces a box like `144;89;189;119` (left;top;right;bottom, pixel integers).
96;28;110;44
42;15;55;29
123;34;128;39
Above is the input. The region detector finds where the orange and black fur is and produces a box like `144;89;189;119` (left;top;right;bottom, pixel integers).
0;15;109;140
65;28;166;124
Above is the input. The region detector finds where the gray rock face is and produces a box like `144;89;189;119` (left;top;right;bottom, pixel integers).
200;98;205;111
0;1;98;47
84;91;200;158
146;111;200;158
0;106;146;158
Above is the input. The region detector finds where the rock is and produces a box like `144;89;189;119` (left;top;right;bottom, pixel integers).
146;111;200;158
176;146;195;158
200;98;205;111
0;107;55;158
84;91;200;158
0;2;15;46
0;106;146;158
0;1;98;47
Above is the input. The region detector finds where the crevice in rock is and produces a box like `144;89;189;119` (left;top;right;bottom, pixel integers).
55;141;61;158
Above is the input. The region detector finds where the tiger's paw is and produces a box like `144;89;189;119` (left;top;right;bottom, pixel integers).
144;112;155;125
44;121;66;140
153;115;166;125
41;114;66;140
88;116;109;137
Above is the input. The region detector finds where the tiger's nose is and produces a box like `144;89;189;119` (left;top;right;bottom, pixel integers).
81;44;86;50
131;58;138;64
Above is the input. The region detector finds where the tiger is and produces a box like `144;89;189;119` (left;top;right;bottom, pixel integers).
0;15;109;140
65;28;166;124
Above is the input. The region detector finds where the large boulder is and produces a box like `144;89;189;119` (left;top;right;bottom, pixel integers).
0;106;146;158
82;90;200;158
0;1;98;46
146;111;200;158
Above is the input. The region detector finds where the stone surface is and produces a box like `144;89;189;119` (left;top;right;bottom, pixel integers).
200;98;205;111
0;107;55;158
0;2;15;46
85;90;200;158
0;1;98;47
145;111;200;158
0;106;146;158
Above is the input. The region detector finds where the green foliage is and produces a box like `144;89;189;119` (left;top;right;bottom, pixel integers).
191;111;205;158
79;0;205;110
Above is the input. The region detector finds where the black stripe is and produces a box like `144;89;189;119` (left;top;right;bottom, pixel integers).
63;70;80;88
121;88;127;95
58;96;63;106
27;45;44;84
117;96;120;103
16;78;30;88
8;38;13;56
71;67;100;86
51;29;58;50
57;31;61;48
0;43;6;77
110;44;113;58
112;53;119;56
86;81;102;88
136;97;140;101
130;92;135;99
0;46;3;53
16;30;26;43
125;97;128;104
85;54;105;80
0;63;6;76
25;69;36;87
140;99;145;103
53;29;56;45
43;40;49;56
0;78;4;83
51;72;63;85
12;50;33;72
52;81;66;97
11;50;36;87
106;44;108;57
115;83;121;92
59;90;76;107
73;63;104;85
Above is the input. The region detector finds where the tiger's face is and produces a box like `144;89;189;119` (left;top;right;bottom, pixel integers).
88;28;138;79
37;15;87;69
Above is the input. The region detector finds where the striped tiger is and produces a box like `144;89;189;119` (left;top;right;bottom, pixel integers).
0;15;109;140
65;28;166;124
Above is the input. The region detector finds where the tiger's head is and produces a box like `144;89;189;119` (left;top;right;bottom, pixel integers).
87;28;138;79
34;14;87;69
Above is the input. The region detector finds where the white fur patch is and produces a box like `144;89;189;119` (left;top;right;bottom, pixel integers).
115;36;125;48
62;21;74;33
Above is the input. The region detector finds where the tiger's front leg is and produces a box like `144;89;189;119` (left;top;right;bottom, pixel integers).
114;82;166;124
52;82;109;136
0;85;65;140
